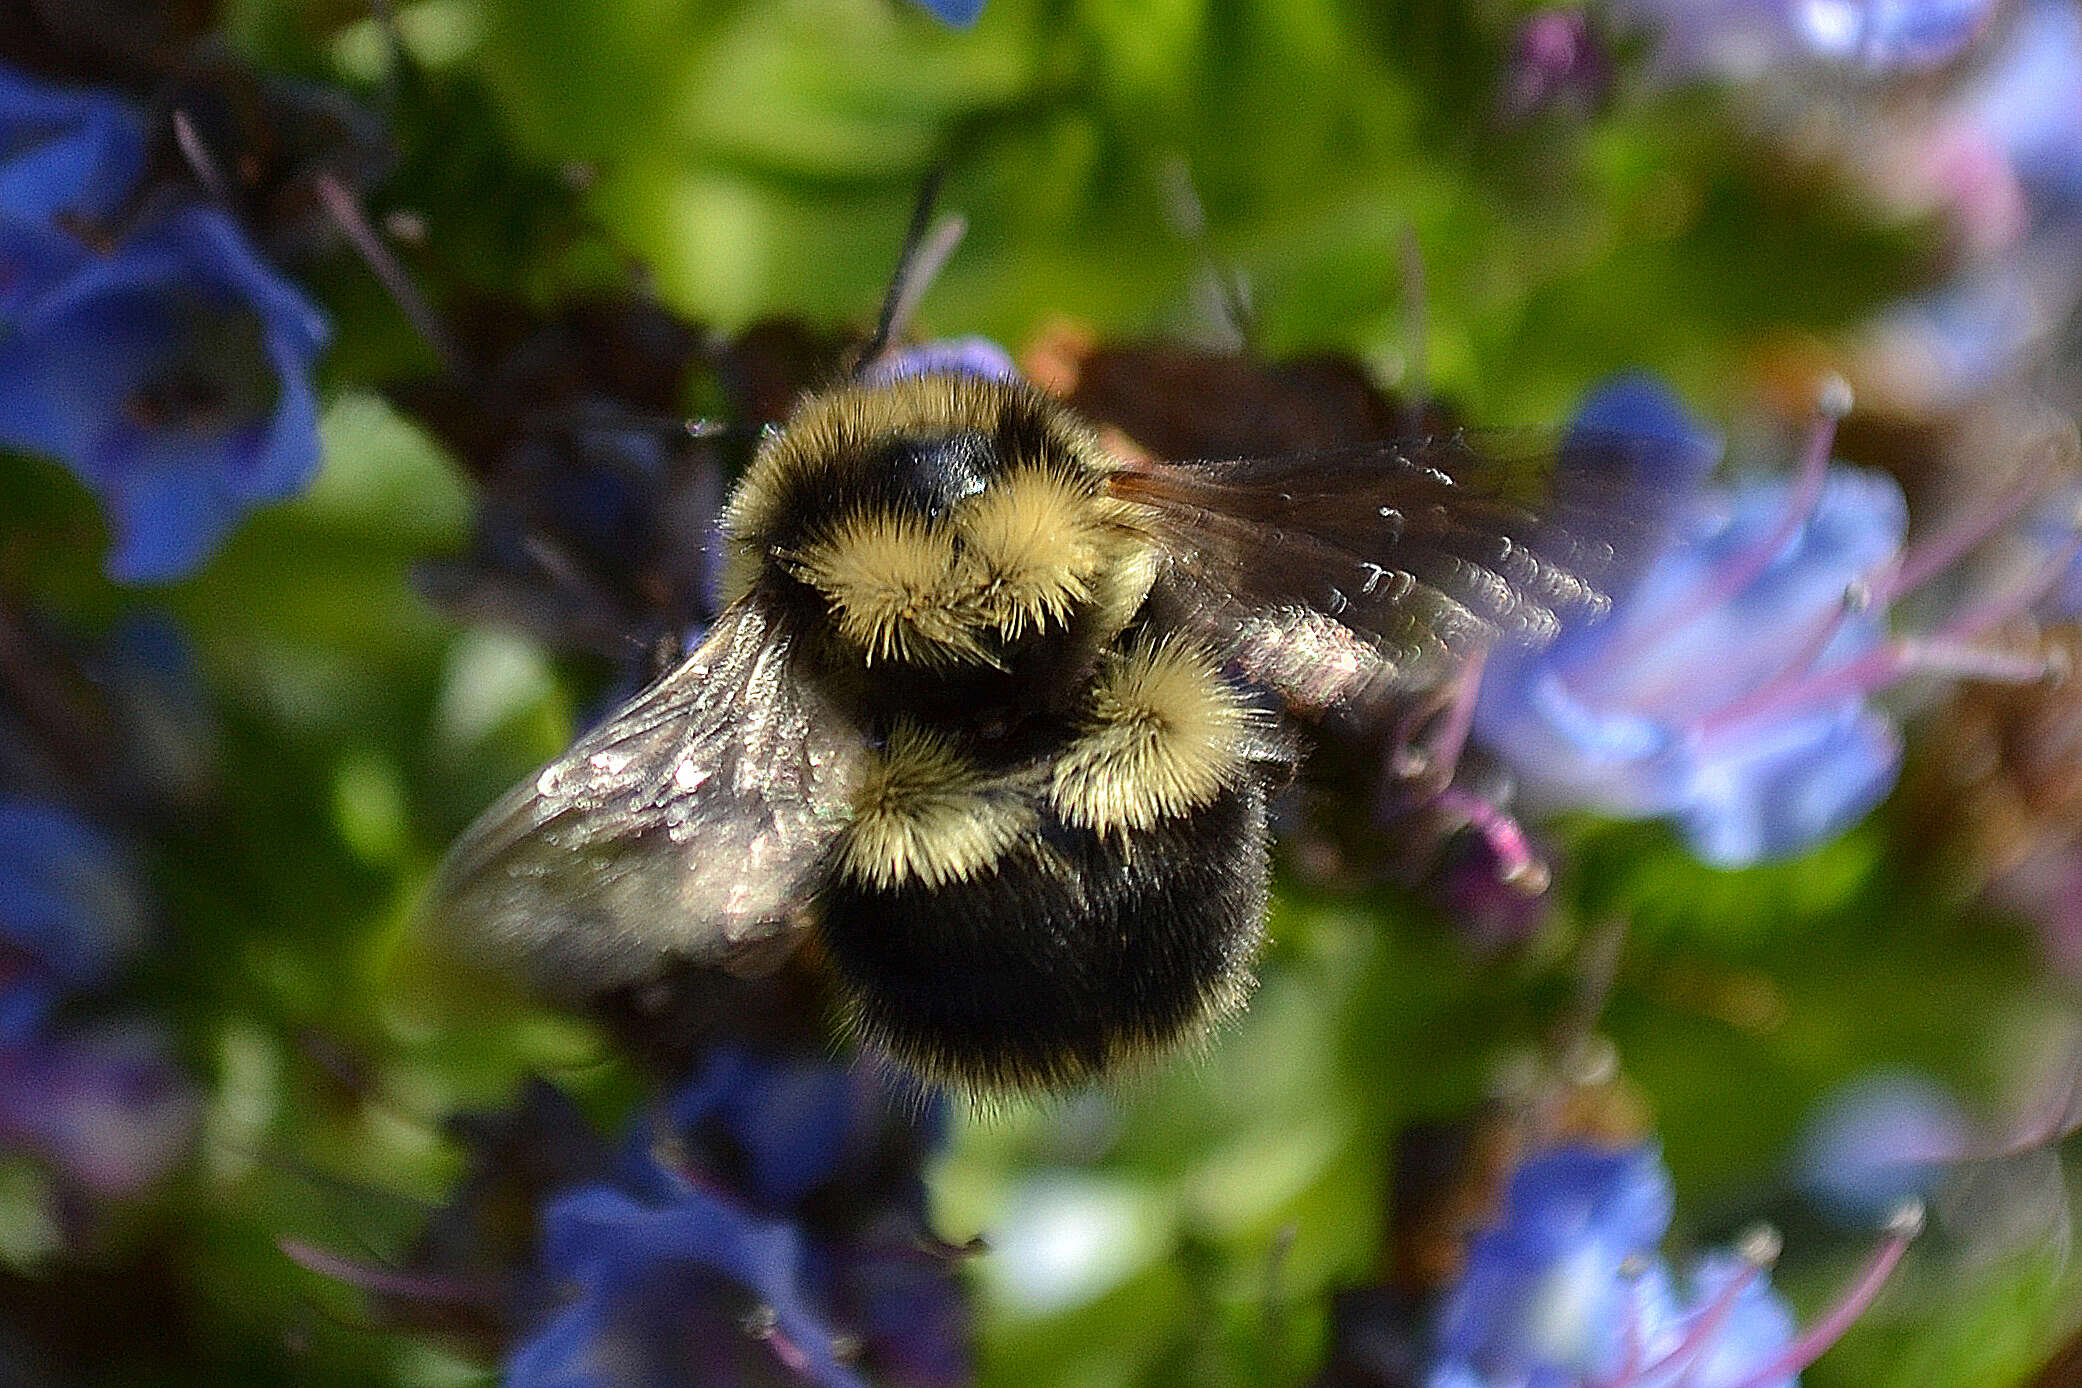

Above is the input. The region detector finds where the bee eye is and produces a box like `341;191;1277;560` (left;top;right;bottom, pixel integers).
867;431;994;521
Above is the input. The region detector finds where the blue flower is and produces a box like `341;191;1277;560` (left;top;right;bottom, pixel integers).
0;202;330;582
1427;1144;1797;1388
1856;0;2082;404
1793;1070;1969;1223
0;67;145;293
663;1049;889;1211
905;0;987;27
0;797;149;1042
493;1048;966;1388
1947;0;2082;215
1613;0;2000;79
1474;374;2061;867
511;1183;867;1388
1432;1146;1675;1381
0;63;331;584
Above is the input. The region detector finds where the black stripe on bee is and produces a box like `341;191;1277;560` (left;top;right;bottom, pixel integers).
813;634;1279;1091
818;775;1273;1093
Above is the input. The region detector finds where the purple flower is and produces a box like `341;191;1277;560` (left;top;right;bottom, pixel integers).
407;296;721;663
1475;375;2064;867
1427;1144;1797;1388
1501;11;1614;120
0;1024;197;1197
0;798;194;1196
859;336;1019;386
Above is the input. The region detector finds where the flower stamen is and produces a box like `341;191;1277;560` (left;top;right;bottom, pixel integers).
1725;1201;1924;1388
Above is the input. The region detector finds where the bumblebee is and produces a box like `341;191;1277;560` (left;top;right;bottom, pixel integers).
427;360;1611;1093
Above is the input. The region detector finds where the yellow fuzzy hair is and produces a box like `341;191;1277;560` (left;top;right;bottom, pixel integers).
784;473;1154;665
785;512;981;665
958;465;1110;636
1049;637;1252;833
724;374;1113;557
837;724;1037;890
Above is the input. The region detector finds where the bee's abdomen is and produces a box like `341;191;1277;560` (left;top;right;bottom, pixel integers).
815;780;1272;1092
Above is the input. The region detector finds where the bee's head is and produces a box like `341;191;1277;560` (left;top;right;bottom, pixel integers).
724;375;1155;668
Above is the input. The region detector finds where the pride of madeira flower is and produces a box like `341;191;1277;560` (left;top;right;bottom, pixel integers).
0;65;328;584
1473;374;2074;867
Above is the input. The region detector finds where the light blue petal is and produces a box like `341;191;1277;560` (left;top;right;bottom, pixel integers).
1681;702;1903;865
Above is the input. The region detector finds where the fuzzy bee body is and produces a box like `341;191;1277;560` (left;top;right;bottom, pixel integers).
430;368;1611;1093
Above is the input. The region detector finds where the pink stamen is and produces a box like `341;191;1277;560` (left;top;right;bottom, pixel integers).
313;171;466;376
1936;523;2082;642
278;1239;503;1309
1674;387;1846;618
1434;785;1550;891
1891;638;2060;684
1867;472;2047;607
755;1317;813;1375
1723;1202;1924;1388
1966;1041;2082;1163
1563;384;1847;704
1692;525;2080;743
1610;1227;1778;1388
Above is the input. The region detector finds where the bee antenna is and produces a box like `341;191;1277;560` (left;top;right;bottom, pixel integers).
1159;155;1254;352
857;165;967;377
312;170;467;377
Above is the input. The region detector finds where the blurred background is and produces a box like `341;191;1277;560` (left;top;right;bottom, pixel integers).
3;0;2082;1384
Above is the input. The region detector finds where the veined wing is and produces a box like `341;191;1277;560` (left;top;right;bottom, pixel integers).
425;591;864;996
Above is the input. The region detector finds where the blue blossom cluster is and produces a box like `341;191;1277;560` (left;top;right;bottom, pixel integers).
405;295;724;666
1612;0;2001;80
1857;0;2082;409
304;1046;970;1388
1428;1145;1797;1388
0;64;329;583
1473;374;2066;867
1321;1124;1926;1388
0;797;195;1199
510;1050;967;1388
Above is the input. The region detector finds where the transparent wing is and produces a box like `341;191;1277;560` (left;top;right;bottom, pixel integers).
1116;430;1667;721
423;592;865;997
